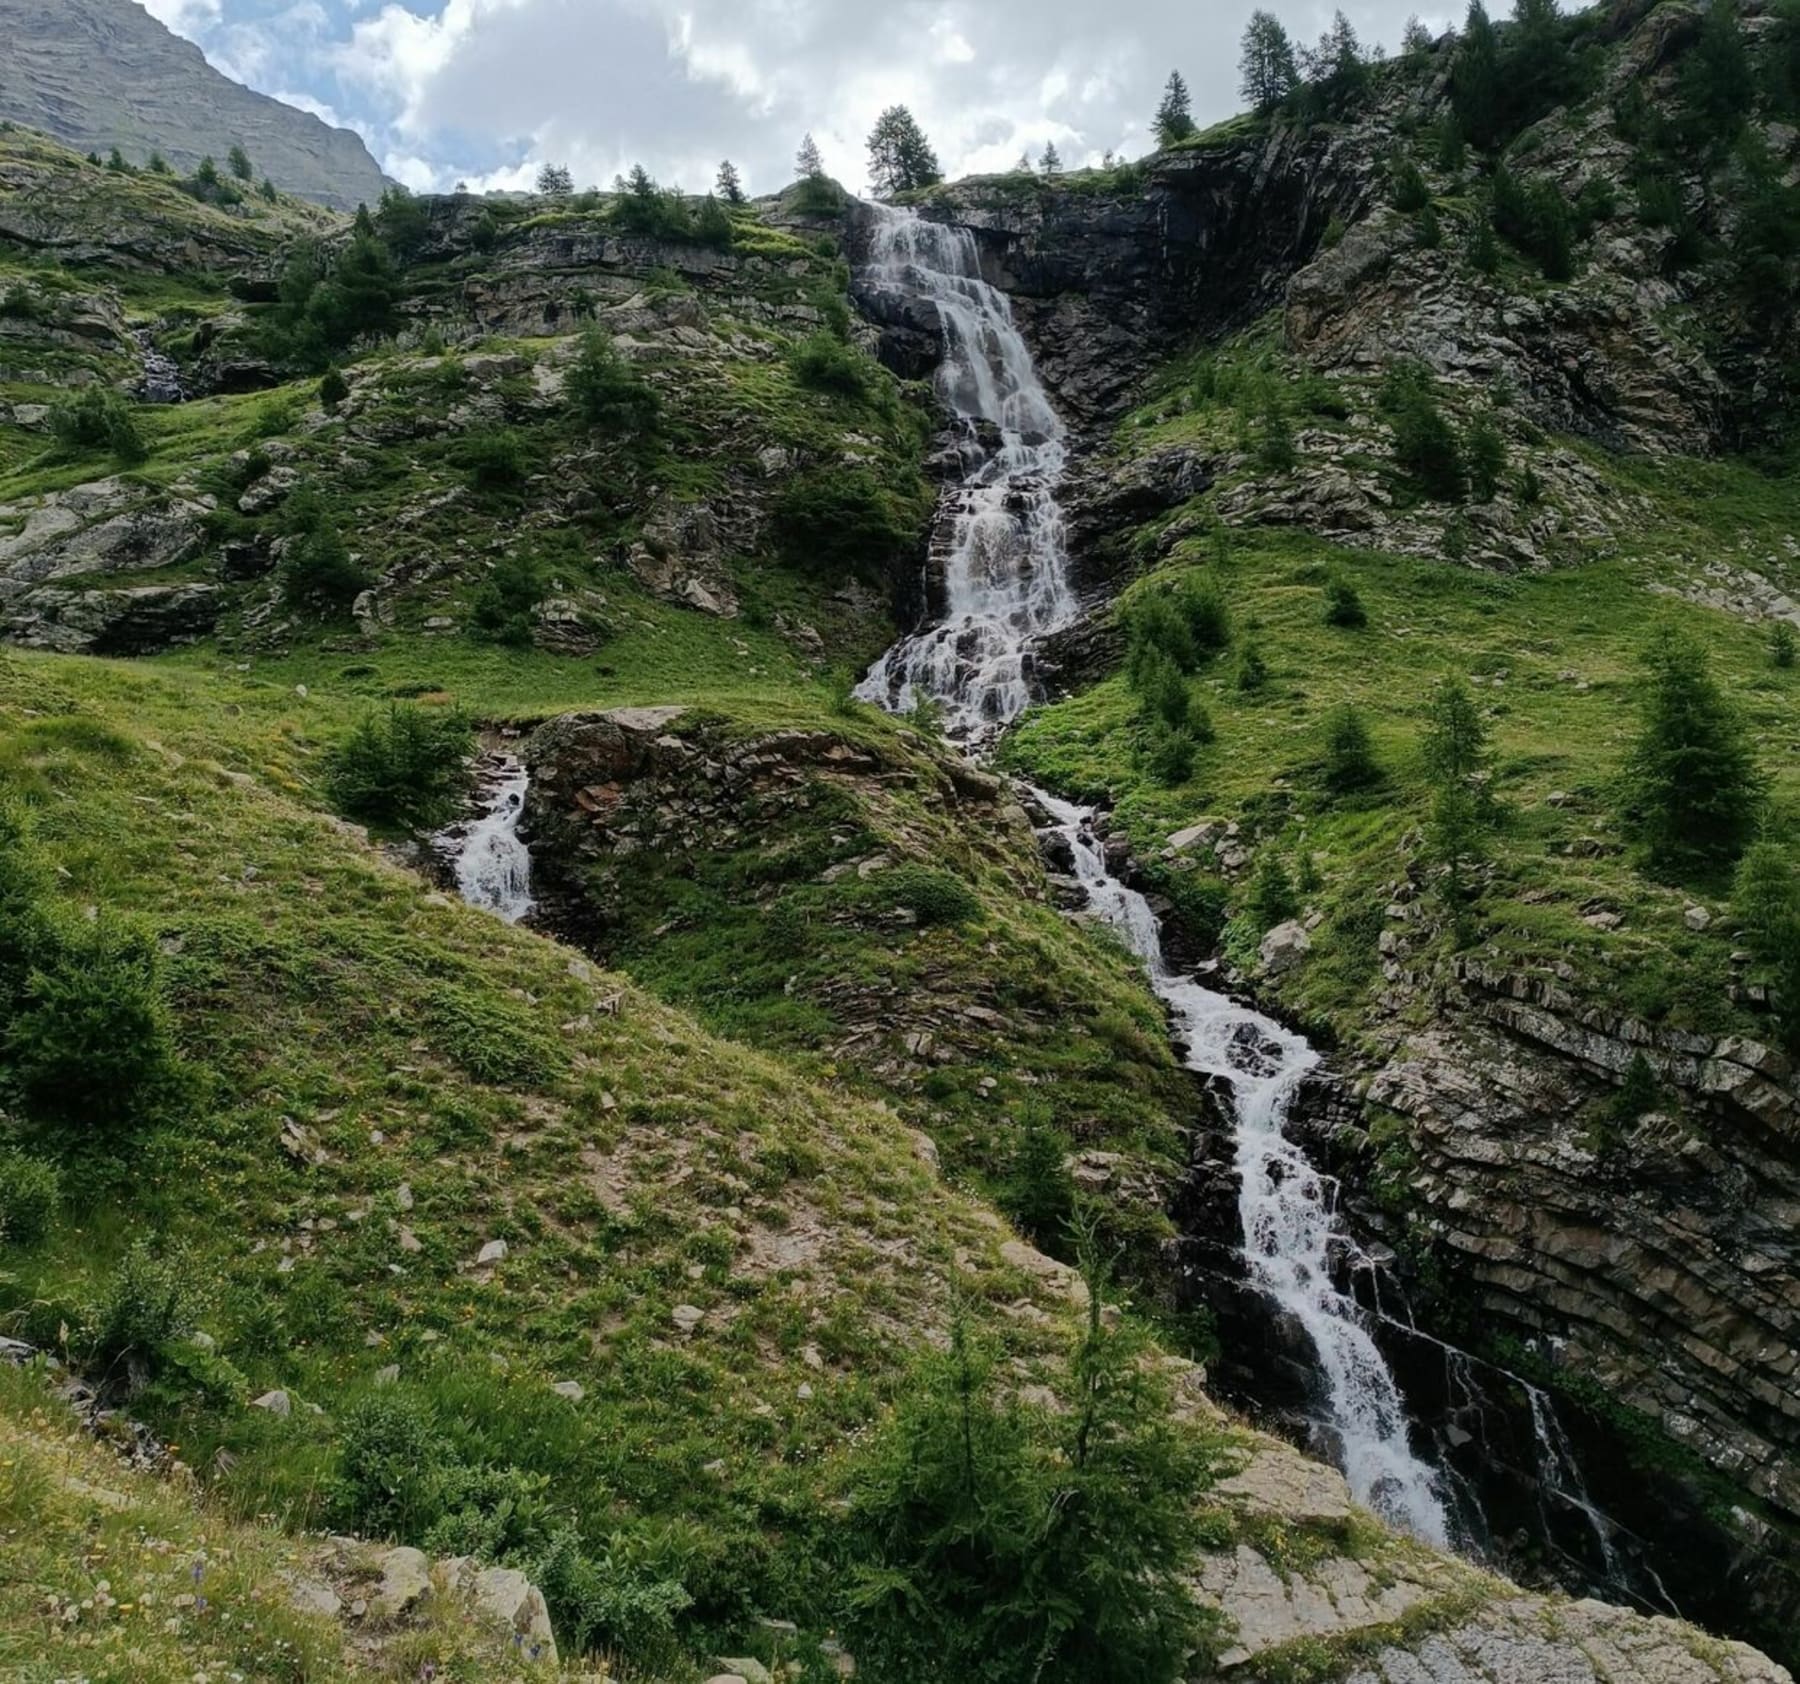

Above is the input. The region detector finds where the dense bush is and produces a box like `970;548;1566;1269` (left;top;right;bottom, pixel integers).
451;428;530;499
867;863;981;928
1123;576;1231;684
1322;575;1367;628
49;387;147;464
278;504;369;617
4;917;180;1133
567;328;661;436
1620;632;1764;875
335;1389;689;1661
0;1149;60;1246
789;331;873;398
258;230;400;369
471;552;547;646
318;366;349;409
772;469;911;584
1773;622;1797;669
324;704;476;832
841;1276;1215;1684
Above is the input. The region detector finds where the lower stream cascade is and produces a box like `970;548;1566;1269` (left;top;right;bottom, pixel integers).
442;754;535;924
851;200;1456;1545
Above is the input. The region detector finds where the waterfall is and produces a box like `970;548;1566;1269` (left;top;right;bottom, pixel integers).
853;205;1076;740
853;203;1452;1544
445;757;535;924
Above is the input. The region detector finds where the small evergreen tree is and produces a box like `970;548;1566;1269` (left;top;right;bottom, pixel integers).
260;176;278;202
1681;0;1754;146
106;146;129;172
1391;155;1430;214
536;162;574;199
1772;622;1797;669
1468;213;1501;276
1734;844;1800;1050
1323;704;1382;792
1323;575;1368;628
228;143;253;181
1039;141;1062;178
1248;851;1300;928
1428;783;1488;927
1304;10;1372;118
867;106;941;199
1402;14;1436;70
147;150;170;174
796;132;825;179
1156;69;1197;143
716;158;745;203
318;365;349;410
1620;631;1765;875
1421;674;1492;795
1463;412;1507;501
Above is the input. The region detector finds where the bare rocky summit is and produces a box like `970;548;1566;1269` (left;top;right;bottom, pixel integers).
0;0;389;209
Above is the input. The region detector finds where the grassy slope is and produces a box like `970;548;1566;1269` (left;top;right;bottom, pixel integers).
0;644;1165;1640
1007;335;1800;1053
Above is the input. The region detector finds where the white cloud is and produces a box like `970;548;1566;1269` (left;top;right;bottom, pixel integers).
163;0;1456;199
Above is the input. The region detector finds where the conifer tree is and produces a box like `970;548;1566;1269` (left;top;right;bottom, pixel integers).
1621;631;1765;874
716;158;745;203
1040;141;1062;177
1155;69;1197;144
796;132;825;179
228;143;253;182
1239;16;1299;115
866;106;941;199
1452;0;1504;147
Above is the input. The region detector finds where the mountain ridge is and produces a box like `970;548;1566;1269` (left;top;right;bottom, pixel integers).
0;0;391;210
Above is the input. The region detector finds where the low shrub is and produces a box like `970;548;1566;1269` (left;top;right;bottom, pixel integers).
318;365;349;409
867;863;982;928
49;387;147;464
0;1149;60;1246
324;704;475;832
1322;575;1368;628
88;1244;209;1384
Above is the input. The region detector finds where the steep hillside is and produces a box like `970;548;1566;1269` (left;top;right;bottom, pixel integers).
2;6;1800;1682
0;0;390;210
895;0;1800;1660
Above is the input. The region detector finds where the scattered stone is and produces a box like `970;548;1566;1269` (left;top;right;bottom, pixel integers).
1259;920;1312;978
671;1303;705;1333
250;1389;292;1418
551;1379;585;1401
475;1239;508;1266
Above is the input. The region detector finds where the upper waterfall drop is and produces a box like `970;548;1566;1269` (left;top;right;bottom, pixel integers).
853;205;1077;739
852;200;1454;1548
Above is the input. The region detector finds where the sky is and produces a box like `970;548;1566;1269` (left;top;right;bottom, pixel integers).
141;0;1454;198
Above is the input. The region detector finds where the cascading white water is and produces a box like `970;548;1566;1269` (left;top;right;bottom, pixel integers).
1035;793;1452;1545
854;204;1451;1544
447;758;535;924
854;206;1076;739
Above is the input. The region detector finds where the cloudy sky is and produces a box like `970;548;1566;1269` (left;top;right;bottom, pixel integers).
142;0;1453;197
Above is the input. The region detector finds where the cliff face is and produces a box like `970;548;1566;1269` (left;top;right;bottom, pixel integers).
0;0;390;210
